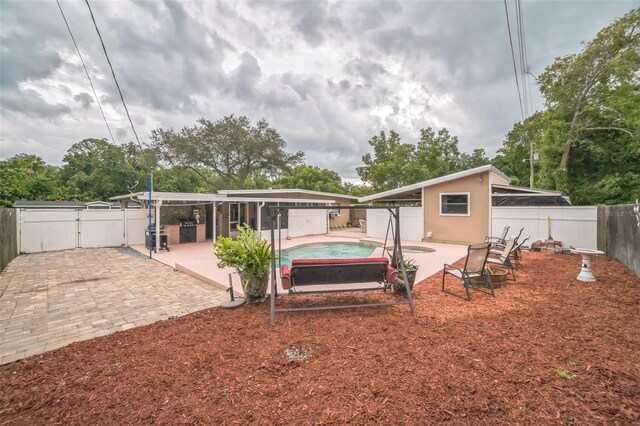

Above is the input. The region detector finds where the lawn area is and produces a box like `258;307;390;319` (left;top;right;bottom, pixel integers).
0;252;638;425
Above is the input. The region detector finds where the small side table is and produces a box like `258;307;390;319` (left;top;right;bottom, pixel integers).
571;248;605;282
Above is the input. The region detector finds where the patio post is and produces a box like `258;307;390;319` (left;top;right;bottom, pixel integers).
155;200;162;252
212;202;217;242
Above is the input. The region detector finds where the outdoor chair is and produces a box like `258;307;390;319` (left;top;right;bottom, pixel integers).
485;225;509;247
359;219;367;233
442;243;494;301
511;236;530;267
487;238;517;280
493;227;524;251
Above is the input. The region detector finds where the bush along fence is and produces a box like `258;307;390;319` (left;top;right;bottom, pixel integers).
0;208;18;272
597;202;640;276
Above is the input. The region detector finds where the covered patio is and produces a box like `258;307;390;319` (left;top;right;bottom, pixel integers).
110;191;338;252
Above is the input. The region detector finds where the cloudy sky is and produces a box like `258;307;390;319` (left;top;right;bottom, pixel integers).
0;0;637;180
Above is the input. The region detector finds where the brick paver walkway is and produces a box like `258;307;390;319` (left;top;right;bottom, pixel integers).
0;248;227;365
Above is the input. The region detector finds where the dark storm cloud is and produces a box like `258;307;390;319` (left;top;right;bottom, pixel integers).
344;58;387;86
1;0;636;178
73;93;93;109
281;0;344;46
2;89;71;119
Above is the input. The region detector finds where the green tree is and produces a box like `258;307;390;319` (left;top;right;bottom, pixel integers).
0;154;62;206
272;165;345;193
492;111;548;187
356;130;416;191
357;127;482;192
60;139;146;200
148;115;304;189
414;127;469;180
537;9;640;193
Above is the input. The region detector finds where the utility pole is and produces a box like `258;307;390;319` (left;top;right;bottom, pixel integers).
530;139;534;188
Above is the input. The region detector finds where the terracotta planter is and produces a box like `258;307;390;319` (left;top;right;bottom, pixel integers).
241;275;269;302
393;269;417;293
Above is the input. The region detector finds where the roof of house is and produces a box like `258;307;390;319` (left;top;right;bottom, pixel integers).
14;200;128;209
358;165;511;203
218;188;359;200
491;184;562;195
110;191;337;204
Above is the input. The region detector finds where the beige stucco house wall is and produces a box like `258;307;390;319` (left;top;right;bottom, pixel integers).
423;171;491;244
359;165;520;245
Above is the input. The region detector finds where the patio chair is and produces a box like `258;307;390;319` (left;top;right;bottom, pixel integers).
442;243;493;301
485;225;509;247
493;227;524;251
487;238;517;280
359;219;367;233
511;236;530;267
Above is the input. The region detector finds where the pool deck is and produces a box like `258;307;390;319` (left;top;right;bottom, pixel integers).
131;234;467;297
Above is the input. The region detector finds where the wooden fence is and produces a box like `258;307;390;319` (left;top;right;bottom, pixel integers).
0;208;18;272
597;203;640;276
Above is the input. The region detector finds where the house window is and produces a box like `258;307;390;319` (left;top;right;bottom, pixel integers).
440;193;470;216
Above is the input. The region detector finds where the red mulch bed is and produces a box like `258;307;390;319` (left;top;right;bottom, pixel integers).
1;253;638;425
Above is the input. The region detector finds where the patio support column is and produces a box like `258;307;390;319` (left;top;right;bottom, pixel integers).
257;202;265;235
212;203;217;242
155;200;162;252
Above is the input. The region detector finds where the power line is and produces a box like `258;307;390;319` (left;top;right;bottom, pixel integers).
56;0;115;144
503;0;525;123
515;0;531;118
84;0;143;151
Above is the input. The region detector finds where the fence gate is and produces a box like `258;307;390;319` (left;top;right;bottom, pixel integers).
19;209;148;253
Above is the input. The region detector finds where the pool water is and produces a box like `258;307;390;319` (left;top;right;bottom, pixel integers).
278;242;377;268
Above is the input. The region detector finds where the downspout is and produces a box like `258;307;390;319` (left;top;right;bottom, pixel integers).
488;171;493;239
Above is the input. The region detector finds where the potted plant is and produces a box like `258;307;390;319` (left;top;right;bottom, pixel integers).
213;225;272;302
393;258;419;293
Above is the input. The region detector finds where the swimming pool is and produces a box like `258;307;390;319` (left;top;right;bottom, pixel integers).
277;241;435;267
278;242;377;268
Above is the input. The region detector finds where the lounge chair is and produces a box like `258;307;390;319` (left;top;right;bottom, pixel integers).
487;238;517;280
442;243;494;301
485;225;509;247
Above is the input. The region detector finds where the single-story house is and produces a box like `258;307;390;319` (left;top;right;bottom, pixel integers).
109;189;356;250
358;165;565;245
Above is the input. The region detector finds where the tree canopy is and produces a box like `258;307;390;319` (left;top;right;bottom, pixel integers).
148;115;304;190
0;154;62;206
272;165;346;194
495;9;640;204
356;127;490;192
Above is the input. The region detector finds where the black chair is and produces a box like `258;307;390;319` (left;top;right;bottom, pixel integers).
442;243;493;301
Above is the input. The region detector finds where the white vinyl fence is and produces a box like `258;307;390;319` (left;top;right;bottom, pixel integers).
288;209;328;238
18;209;148;253
366;207;424;241
491;206;597;249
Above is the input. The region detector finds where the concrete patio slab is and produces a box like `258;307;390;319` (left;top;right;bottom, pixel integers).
132;235;467;296
0;248;227;366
